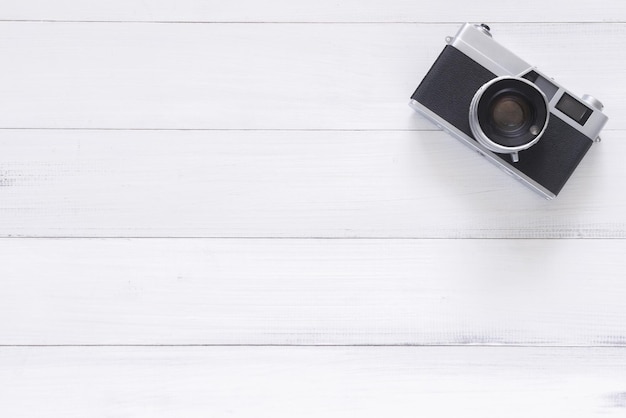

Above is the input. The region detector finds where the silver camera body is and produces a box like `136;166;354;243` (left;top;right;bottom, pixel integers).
409;23;608;199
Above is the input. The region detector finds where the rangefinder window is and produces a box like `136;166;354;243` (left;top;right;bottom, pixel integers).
556;93;593;125
523;70;559;101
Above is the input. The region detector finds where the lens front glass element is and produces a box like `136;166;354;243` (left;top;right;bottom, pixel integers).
491;95;530;134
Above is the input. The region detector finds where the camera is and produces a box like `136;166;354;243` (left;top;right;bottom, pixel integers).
409;23;608;199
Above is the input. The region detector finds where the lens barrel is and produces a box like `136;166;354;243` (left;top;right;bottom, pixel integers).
469;76;549;162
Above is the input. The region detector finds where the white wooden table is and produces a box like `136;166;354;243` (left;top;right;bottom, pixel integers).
1;1;625;416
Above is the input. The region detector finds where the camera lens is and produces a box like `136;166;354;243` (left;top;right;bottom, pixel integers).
469;77;549;161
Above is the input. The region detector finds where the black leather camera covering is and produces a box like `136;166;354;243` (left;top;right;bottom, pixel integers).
411;45;592;196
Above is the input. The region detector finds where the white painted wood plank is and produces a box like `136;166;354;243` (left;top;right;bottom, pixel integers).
2;238;625;345
1;346;625;417
1;129;624;238
0;22;620;130
1;0;624;22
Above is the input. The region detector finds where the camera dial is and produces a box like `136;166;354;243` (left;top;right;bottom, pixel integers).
582;94;604;110
469;76;549;163
475;23;492;37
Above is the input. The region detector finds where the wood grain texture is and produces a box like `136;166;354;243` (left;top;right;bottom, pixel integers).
1;129;623;238
0;22;621;130
2;238;625;345
1;0;625;22
1;346;626;417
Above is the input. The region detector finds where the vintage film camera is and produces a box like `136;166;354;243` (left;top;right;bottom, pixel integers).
409;23;608;198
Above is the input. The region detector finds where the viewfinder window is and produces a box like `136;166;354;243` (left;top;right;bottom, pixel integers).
556;93;592;125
